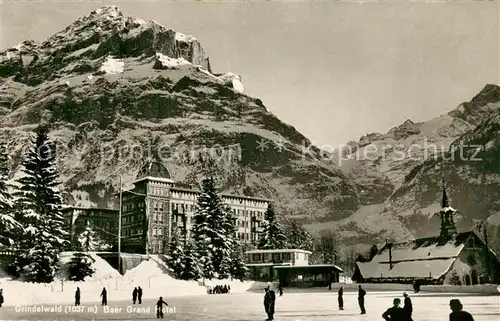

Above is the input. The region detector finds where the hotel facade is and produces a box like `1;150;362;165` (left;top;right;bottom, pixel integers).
117;161;270;254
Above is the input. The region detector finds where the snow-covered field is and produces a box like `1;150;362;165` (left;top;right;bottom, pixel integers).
0;253;255;306
0;291;498;320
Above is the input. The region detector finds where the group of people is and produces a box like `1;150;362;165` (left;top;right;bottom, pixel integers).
337;285;367;313
336;285;475;321
76;286;169;319
132;286;143;304
208;284;230;294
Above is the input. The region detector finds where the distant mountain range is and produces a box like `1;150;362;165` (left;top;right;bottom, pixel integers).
0;6;498;250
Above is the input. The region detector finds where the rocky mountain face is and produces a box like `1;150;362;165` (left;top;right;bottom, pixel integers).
306;84;500;251
0;6;357;223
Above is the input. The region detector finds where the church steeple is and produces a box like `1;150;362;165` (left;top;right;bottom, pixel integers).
439;179;457;238
441;178;449;208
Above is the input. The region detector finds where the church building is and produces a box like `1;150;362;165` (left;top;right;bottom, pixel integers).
353;183;500;285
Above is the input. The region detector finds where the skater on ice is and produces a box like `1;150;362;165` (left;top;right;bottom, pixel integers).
137;286;143;304
75;287;80;306
132;287;138;304
263;286;276;321
382;298;405;321
0;288;3;308
449;299;474;321
358;285;366;314
156;296;168;318
338;286;344;310
100;287;107;306
403;292;413;320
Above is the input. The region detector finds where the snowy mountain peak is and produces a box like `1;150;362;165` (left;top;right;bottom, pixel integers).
175;32;197;43
92;5;123;18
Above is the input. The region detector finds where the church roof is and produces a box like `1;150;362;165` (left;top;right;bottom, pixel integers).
373;232;473;263
355;232;475;280
135;160;171;181
357;258;455;280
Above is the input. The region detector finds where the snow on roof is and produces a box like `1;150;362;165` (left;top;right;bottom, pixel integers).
274;264;344;272
133;176;175;184
357;258;455;279
371;234;470;263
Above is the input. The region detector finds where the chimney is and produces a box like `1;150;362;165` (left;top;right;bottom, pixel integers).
386;238;393;270
388;243;393;269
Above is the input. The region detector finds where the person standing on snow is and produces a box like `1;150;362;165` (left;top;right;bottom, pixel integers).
137;286;143;304
132;287;138;304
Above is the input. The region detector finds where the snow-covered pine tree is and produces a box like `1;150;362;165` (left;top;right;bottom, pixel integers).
78;221;101;251
190;177;233;279
13;128;69;282
0;141;19;247
179;242;201;281
215;203;236;279
165;228;185;279
67;252;96;281
284;219;313;251
230;241;249;281
258;203;287;250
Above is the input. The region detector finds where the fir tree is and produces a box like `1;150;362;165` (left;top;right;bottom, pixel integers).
165;228;186;279
0;141;19;247
257;203;286;250
284;219;313;251
368;244;378;260
230;241;248;281
190;177;233;279
78;221;101;252
179;242;201;281
67;252;96;281
13;128;69;282
448;270;462;285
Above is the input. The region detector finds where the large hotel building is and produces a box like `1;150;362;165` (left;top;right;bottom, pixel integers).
64;161;270;254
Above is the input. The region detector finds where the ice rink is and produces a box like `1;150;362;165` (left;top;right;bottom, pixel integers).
0;291;498;320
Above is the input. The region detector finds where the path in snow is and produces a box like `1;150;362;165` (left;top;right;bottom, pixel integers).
0;291;499;320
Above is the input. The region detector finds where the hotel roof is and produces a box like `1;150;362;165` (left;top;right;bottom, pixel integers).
245;249;312;254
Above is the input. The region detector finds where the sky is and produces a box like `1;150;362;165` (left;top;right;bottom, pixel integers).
0;0;498;147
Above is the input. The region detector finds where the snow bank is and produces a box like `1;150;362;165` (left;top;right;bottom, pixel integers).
99;56;124;74
0;256;206;306
122;259;205;296
203;278;255;293
60;252;121;280
422;284;500;294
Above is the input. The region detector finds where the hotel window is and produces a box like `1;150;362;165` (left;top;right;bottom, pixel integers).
158;228;162;236
158;214;163;223
283;253;291;261
159;202;164;211
154;202;158;210
272;253;281;261
153;228;157;236
252;254;261;262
